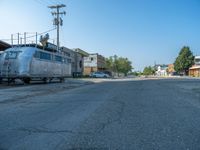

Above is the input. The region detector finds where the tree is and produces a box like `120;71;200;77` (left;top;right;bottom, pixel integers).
105;55;133;76
143;66;155;76
105;56;114;71
116;57;132;75
129;71;143;76
174;46;194;75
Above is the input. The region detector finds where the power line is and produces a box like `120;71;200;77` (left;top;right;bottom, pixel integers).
34;0;60;7
43;0;56;6
34;0;47;6
49;0;63;5
47;0;59;5
0;28;56;42
37;28;57;36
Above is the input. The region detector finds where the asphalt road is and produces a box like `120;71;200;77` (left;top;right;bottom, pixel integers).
0;78;200;150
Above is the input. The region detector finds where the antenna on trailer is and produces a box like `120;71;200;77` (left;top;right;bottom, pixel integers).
48;4;66;52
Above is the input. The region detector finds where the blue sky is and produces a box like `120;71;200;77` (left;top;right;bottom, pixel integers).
0;0;200;71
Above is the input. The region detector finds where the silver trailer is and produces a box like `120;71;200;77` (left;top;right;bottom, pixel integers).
0;46;71;83
0;51;4;83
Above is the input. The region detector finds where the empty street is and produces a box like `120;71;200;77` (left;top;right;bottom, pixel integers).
0;78;200;150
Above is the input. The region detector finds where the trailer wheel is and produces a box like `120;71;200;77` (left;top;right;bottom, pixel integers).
50;77;53;82
59;77;65;83
7;78;13;85
43;78;50;84
23;78;30;84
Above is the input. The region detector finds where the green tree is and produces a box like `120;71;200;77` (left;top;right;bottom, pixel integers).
105;55;133;76
174;46;194;75
143;66;155;76
129;71;143;76
105;56;114;71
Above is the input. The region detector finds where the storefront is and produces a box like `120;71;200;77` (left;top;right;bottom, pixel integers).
189;65;200;77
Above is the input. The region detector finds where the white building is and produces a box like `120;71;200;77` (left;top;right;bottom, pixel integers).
83;53;106;75
61;47;88;77
155;65;168;76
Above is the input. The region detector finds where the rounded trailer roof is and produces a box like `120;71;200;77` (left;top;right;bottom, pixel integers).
5;46;37;52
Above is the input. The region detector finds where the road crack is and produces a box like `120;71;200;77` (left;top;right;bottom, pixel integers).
14;127;93;136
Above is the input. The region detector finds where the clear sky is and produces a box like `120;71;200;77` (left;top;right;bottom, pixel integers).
0;0;200;71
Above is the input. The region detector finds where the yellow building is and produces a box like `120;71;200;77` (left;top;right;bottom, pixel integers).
168;64;175;75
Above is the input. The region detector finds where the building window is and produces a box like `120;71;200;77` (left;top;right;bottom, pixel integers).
79;60;82;68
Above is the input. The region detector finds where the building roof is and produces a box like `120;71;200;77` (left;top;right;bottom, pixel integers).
189;65;200;70
73;48;89;57
0;40;11;51
195;56;200;59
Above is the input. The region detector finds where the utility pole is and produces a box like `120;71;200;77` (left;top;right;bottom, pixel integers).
48;4;66;52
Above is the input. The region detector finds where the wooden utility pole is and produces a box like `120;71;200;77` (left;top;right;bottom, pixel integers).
48;4;66;52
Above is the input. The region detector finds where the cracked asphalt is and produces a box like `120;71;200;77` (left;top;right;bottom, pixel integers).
0;78;200;150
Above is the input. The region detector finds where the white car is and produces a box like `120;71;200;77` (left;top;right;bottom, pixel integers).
90;72;110;78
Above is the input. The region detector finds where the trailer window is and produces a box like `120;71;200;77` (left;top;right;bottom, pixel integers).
63;58;67;63
68;59;71;63
5;51;20;59
40;52;51;60
55;55;62;62
35;51;51;60
34;51;40;59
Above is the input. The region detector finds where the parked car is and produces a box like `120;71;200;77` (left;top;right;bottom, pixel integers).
90;72;110;78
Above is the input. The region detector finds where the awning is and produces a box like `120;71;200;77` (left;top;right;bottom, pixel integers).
189;65;200;70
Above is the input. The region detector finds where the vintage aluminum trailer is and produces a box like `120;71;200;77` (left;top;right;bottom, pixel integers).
0;45;71;83
0;51;4;83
